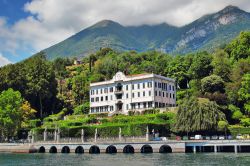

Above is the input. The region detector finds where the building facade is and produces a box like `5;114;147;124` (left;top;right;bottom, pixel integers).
89;72;176;115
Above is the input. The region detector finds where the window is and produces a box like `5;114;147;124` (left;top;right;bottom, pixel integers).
110;95;113;100
101;89;103;94
170;93;172;98
101;96;103;101
110;106;113;111
148;82;152;88
138;103;140;109
131;103;135;109
148;102;152;108
155;102;158;108
158;83;161;88
169;85;171;91
126;85;128;90
96;97;99;102
126;93;128;98
166;84;168;91
138;92;140;97
143;83;145;88
143;102;146;108
166;93;168;98
143;91;145;97
159;91;161;96
105;96;108;101
91;98;94;102
155;91;157;96
155;82;157;88
110;87;113;92
96;89;98;95
173;94;175;99
163;92;165;97
149;91;151;96
138;83;140;89
172;86;175;91
126;104;129;110
132;93;135;98
132;84;134;90
96;107;99;112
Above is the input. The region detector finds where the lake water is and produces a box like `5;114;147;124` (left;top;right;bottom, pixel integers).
1;153;250;166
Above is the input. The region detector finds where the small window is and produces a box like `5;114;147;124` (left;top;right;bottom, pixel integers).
170;93;172;98
138;103;140;109
101;89;103;94
143;83;145;88
172;86;175;91
132;93;135;98
149;91;151;96
169;85;171;91
173;94;175;99
158;83;161;88
126;93;128;98
96;97;99;102
143;91;145;97
126;104;129;110
155;82;157;88
159;91;161;96
101;96;103;101
155;91;157;96
96;89;99;95
105;96;108;101
138;92;140;97
110;87;113;92
138;83;140;89
163;92;165;97
132;84;134;90
126;85;128;91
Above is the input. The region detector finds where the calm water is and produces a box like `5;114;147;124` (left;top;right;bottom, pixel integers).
1;153;250;166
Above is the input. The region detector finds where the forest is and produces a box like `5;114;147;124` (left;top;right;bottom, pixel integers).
0;31;250;139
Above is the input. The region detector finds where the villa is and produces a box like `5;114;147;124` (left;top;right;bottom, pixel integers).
89;72;176;115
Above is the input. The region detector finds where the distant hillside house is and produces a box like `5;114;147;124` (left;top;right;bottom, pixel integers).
73;59;82;65
89;72;176;115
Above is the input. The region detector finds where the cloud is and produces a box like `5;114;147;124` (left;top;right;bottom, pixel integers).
0;53;12;67
1;0;250;62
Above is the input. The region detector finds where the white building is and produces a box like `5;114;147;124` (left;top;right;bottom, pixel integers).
89;72;176;115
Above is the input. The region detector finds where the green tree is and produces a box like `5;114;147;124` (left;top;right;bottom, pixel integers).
175;97;225;133
212;50;231;82
238;74;250;115
188;52;213;79
201;75;225;93
225;31;250;61
0;89;23;139
25;52;57;118
73;102;90;115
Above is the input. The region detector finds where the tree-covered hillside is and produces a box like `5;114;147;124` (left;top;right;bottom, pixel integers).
0;31;250;139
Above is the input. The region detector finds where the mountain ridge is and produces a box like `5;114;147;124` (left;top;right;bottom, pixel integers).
43;5;250;60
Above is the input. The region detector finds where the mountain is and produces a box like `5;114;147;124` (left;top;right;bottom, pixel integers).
44;5;250;60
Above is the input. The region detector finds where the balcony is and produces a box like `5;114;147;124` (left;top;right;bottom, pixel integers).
114;90;123;94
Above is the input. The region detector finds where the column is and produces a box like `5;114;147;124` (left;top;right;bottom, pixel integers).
94;128;98;143
31;130;35;144
214;145;217;153
193;146;196;153
57;128;60;143
146;126;150;141
54;129;57;142
119;127;122;142
234;145;238;154
43;128;47;142
81;129;85;143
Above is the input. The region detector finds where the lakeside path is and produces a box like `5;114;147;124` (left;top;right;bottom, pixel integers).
2;140;250;153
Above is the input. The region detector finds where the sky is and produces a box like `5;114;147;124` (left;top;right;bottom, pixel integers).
0;0;250;67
